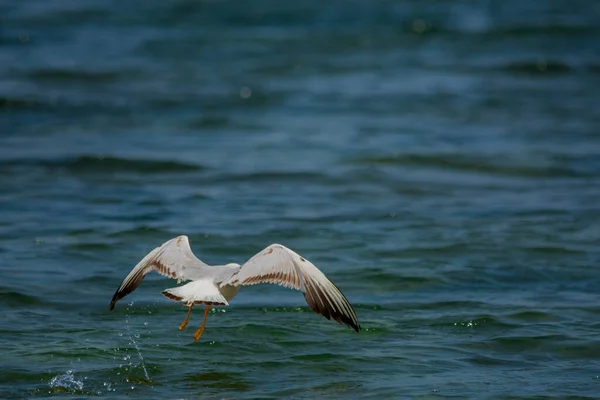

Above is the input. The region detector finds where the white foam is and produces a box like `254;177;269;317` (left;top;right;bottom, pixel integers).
49;369;83;391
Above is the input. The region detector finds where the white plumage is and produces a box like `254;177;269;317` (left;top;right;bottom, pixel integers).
161;279;231;306
110;235;360;341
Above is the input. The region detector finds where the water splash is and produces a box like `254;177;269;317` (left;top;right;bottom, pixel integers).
103;381;115;392
129;331;151;381
124;302;151;381
49;369;84;391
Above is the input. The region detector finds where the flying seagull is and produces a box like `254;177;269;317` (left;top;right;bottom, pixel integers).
109;236;360;341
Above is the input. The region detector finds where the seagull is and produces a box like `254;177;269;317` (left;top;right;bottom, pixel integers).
109;235;360;341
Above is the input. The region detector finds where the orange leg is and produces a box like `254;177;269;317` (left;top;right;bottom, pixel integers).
179;304;194;330
193;305;211;342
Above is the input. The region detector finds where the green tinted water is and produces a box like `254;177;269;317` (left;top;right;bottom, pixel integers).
1;0;600;398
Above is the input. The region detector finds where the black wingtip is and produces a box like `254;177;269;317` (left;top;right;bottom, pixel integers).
109;289;120;311
108;267;147;312
344;313;361;333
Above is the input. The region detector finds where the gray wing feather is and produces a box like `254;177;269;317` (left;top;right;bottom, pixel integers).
109;235;210;310
220;244;360;332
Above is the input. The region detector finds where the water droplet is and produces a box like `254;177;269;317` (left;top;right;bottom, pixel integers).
240;86;252;99
412;19;428;34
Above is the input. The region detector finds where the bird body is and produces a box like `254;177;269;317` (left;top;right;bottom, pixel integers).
110;235;360;341
161;279;239;306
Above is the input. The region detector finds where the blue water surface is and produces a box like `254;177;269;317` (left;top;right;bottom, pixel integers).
1;0;600;399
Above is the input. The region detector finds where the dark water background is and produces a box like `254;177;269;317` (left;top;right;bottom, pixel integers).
2;0;600;398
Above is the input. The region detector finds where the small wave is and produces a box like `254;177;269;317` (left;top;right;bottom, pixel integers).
406;23;600;37
499;60;573;75
290;352;342;362
72;274;115;285
0;96;51;110
0;155;204;174
520;245;585;255
450;315;516;330
205;170;339;185
506;310;560;322
187;115;231;129
25;67;128;83
351;154;586;178
184;371;251;390
486;24;600;37
417;300;490;310
370;243;472;257
463;354;532;367
108;226;172;239
10;6;110;28
358;269;440;288
0;290;43;307
470;334;575;355
590;64;600;74
186;115;264;131
253;306;308;313
67;242;113;252
53;155;204;174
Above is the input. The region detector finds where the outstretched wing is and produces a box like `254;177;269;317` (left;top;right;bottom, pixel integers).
109;235;210;310
220;244;360;332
